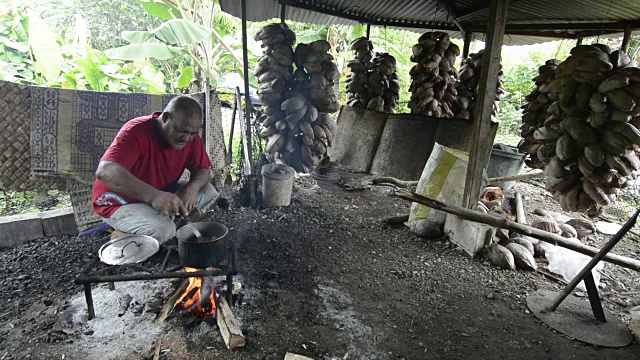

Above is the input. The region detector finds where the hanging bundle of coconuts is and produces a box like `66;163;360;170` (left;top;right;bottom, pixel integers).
408;31;460;117
345;37;400;113
255;27;340;171
452;50;507;121
540;44;640;216
254;23;295;114
517;60;561;169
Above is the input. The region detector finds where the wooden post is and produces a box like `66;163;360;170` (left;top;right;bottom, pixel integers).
621;24;632;53
203;78;211;157
576;38;583;46
462;31;472;59
462;0;508;209
515;191;526;225
241;0;257;207
280;4;286;24
366;24;371;39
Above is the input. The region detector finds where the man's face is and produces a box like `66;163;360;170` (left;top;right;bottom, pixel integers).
161;113;202;149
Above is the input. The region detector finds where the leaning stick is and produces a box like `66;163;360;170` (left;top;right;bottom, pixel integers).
488;170;545;184
397;191;640;272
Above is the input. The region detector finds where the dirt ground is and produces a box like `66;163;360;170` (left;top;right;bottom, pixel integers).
0;169;639;360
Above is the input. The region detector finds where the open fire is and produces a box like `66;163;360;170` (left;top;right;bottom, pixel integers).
174;267;217;318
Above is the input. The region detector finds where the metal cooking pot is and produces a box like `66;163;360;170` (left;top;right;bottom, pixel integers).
177;221;229;268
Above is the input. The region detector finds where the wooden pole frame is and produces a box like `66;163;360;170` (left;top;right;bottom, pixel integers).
462;31;473;59
397;192;640;272
462;0;509;209
241;0;257;207
621;24;632;53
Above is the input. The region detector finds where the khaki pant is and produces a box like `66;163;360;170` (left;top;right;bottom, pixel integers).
102;182;218;243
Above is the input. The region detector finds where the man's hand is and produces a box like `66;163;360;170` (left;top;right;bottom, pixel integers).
151;191;188;217
175;183;199;215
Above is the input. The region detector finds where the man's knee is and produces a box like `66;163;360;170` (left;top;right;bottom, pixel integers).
197;183;218;210
152;218;176;243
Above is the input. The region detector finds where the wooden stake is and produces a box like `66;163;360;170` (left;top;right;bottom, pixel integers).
285;353;314;360
217;296;245;349
515;192;526;225
372;177;418;188
488;170;544;184
397;191;640;272
153;339;161;360
462;0;509;210
156;279;189;324
621;24;632;53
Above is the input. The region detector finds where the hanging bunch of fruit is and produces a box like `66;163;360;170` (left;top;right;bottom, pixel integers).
537;44;640;216
452;50;506;122
517;60;561;169
408;31;460;117
345;37;400;113
254;26;340;171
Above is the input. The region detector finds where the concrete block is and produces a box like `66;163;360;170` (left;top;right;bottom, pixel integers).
0;213;44;248
328;105;387;172
41;207;78;237
0;207;78;248
370;114;439;180
444;213;495;256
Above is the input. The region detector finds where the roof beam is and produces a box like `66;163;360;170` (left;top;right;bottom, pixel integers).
469;20;640;32
278;0;459;31
504;29;625;40
430;0;466;32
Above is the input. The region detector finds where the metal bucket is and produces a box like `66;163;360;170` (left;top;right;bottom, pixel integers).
177;221;229;268
486;146;526;190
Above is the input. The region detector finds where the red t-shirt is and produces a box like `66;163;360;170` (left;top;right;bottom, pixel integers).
92;113;212;218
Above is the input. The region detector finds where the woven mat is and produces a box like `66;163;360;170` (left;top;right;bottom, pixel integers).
0;80;64;190
28;89;227;231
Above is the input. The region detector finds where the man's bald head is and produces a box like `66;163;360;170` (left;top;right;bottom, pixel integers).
164;95;203;124
158;95;203;149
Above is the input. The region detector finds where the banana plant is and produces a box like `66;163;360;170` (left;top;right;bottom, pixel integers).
105;0;256;91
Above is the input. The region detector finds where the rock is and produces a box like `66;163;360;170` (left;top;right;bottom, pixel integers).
43;299;54;307
486;293;495;300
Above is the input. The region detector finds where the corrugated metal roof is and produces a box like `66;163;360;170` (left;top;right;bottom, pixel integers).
220;0;640;45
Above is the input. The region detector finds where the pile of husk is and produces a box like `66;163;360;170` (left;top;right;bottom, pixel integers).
517;60;561;169
255;25;339;171
345;37;400;113
408;31;460;117
452;50;506;121
538;44;640;216
482;218;595;271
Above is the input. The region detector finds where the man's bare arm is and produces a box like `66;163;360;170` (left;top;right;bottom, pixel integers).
96;160;187;216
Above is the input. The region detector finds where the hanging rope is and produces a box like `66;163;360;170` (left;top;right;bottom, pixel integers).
555;35;566;60
597;0;615;43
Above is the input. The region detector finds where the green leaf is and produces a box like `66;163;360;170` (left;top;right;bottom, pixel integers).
138;63;166;93
152;19;212;47
138;0;180;20
296;28;328;44
121;31;159;44
76;57;107;91
62;73;77;88
28;12;62;82
0;36;28;52
104;43;174;61
176;66;193;88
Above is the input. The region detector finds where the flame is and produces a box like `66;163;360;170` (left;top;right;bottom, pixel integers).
174;267;217;317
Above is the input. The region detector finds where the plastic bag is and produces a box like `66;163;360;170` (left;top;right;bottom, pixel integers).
406;143;469;237
544;239;605;291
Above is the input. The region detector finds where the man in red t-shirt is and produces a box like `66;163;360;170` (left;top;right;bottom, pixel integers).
92;95;218;243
